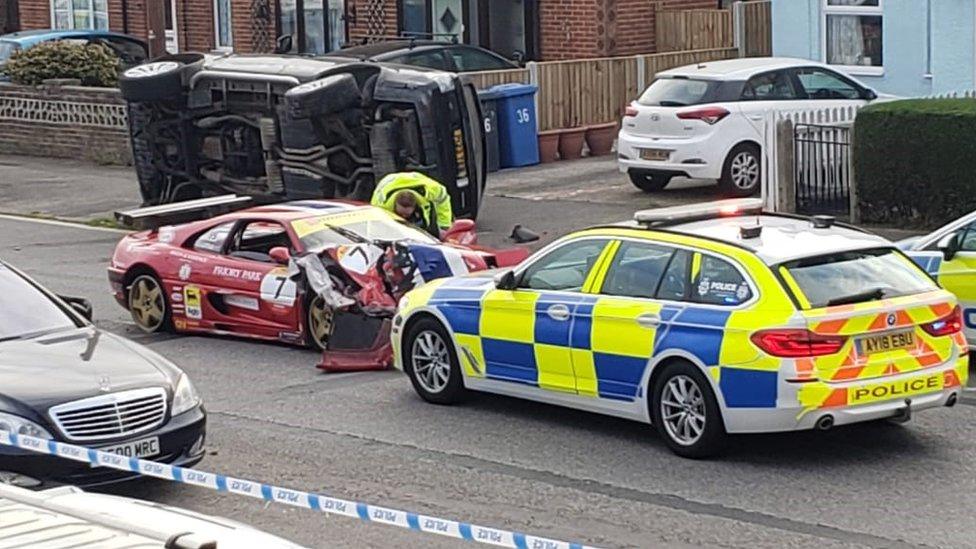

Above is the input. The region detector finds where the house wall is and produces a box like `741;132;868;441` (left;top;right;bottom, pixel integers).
771;0;975;97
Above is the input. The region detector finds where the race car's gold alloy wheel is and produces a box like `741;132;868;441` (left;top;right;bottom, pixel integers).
128;275;166;332
307;296;334;351
660;375;707;446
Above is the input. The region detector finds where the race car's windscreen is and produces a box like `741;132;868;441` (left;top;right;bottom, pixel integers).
294;211;439;251
778;248;938;309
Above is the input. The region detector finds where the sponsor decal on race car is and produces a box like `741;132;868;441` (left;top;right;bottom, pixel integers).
178;263;192;281
170;250;209;263
184;286;203;319
224;294;260;311
174;318;187;330
213;265;262;281
171;291;183;303
158;226;176;243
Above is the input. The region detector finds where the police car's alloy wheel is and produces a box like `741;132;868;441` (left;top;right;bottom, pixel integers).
405;318;466;404
652;362;727;458
128;274;169;333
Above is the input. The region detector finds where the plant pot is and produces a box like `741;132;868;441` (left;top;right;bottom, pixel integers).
538;130;561;163
558;127;586;160
585;121;618;156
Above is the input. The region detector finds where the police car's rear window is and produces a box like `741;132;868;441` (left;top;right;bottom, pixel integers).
779;248;937;309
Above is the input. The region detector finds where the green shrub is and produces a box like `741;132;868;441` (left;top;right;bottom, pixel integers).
853;98;976;228
0;40;120;87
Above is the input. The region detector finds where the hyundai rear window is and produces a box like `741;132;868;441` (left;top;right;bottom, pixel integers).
638;78;719;107
779;249;938;309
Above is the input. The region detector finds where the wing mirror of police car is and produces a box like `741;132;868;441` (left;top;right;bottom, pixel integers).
493;270;517;290
59;295;93;321
937;232;962;261
269;246;291;264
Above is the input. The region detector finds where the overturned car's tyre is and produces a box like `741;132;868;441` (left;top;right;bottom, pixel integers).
118;53;204;103
128;102;166;205
285;74;363;120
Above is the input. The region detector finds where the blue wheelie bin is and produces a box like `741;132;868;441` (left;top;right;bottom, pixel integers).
491;83;540;168
477;87;503;173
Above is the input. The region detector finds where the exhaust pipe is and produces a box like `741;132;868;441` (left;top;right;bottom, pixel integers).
946;393;958;408
815;414;834;431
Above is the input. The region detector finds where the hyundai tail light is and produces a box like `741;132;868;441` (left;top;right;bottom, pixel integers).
624;105;639;117
676;106;730;125
751;329;847;358
921;305;963;337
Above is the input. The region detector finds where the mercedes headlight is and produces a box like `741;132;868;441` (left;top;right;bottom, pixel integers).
171;374;201;416
0;412;52;439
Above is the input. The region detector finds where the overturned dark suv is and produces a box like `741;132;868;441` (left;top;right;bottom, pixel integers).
117;52;486;218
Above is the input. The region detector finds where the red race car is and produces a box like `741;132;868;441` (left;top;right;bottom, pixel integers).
108;199;527;362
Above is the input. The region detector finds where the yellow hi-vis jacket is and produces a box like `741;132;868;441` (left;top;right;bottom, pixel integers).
370;172;454;234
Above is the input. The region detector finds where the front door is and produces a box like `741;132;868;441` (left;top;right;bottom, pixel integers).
479;238;611;393
146;0;167;57
165;0;178;53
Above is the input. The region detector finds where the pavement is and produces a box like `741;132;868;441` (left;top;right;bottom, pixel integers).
1;154;971;549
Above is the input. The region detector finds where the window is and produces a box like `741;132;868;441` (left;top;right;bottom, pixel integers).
51;0;109;30
795;67;862;100
96;37;148;68
957;223;976;252
638;78;719;107
692;254;753;306
0;264;80;340
519;239;609;292
213;0;233;51
741;71;799;101
401;0;429;35
448;46;513;72
395;50;451;71
227;221;291;262
193;222;235;254
780;249;936;309
600;242;673;299
658;250;691;301
822;0;882;72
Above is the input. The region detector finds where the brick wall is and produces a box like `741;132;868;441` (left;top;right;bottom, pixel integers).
0;83;131;165
347;0;398;44
17;0;47;28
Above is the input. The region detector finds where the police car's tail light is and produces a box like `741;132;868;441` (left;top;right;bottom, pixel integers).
751;329;847;358
921;305;963;337
677;106;730;125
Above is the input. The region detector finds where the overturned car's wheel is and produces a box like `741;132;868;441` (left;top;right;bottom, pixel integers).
118;54;204;103
128;274;170;333
305;295;334;351
404;318;467;405
285;73;363;120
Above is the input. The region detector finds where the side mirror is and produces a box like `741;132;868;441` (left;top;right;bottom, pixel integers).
937;232;961;261
59;295;93;321
275;34;294;54
442;219;477;245
493;270;517;290
269;246;291;264
863;88;878;101
512;50;526;67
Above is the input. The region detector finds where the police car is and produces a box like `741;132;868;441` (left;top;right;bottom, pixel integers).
897;209;976;346
391;200;968;457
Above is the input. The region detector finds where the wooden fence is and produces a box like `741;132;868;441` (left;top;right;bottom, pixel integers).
465;47;738;131
736;0;772;57
656;9;733;53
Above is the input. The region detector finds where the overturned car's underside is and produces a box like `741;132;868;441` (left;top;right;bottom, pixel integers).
118;53;486;218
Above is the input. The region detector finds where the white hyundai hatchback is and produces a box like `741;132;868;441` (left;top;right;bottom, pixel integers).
617;57;881;197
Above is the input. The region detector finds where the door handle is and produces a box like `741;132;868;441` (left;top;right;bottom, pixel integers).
636;313;661;328
547;304;571;321
747;115;763;121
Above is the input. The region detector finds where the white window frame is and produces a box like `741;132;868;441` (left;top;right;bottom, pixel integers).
165;0;179;54
213;0;234;52
820;0;884;76
50;0;109;31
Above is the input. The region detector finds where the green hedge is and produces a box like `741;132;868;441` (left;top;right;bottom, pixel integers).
853;98;976;228
0;40;119;87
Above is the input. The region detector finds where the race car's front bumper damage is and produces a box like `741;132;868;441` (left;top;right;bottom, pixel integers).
288;240;482;372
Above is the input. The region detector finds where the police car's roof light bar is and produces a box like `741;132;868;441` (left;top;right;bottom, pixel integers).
634;198;764;227
115;194;253;230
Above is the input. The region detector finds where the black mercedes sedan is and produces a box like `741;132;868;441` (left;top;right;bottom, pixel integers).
0;259;206;486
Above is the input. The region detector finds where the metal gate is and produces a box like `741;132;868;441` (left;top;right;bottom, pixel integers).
794;123;852;216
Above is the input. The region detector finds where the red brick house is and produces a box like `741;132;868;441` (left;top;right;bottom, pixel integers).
14;0;719;60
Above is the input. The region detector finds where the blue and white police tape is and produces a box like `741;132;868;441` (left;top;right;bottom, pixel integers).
0;431;595;549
